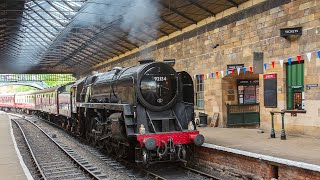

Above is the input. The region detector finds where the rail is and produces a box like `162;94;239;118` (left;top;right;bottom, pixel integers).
10;114;105;180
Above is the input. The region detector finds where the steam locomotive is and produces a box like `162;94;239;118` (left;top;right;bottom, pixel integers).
0;60;204;165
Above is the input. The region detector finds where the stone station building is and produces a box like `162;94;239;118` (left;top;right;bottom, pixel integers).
81;0;320;137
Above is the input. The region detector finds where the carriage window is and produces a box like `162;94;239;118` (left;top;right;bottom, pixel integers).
196;75;204;109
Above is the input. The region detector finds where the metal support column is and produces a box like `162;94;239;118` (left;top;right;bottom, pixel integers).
280;112;286;140
270;112;275;138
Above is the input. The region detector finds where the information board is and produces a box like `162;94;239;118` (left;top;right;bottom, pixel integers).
264;74;277;107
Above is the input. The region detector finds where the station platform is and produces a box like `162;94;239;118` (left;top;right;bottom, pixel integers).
0;111;32;180
199;127;320;167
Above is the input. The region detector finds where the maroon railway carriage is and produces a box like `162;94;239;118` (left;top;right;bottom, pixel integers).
0;93;16;110
15;91;36;113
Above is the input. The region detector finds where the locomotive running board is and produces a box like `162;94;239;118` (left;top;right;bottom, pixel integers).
78;102;130;111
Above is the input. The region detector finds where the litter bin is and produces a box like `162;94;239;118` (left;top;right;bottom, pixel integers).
198;112;208;127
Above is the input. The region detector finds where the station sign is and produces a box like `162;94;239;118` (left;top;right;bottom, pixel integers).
280;27;302;38
227;64;244;70
306;84;318;90
263;74;276;79
238;79;259;85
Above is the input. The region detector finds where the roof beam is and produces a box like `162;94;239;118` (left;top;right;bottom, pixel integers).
46;1;70;20
30;0;65;27
187;0;215;16
226;0;239;7
160;16;182;31
159;1;197;24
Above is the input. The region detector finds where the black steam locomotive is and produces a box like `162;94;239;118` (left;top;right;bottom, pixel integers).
0;60;204;165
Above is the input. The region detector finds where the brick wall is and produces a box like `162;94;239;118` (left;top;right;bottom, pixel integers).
81;0;320;137
195;147;320;179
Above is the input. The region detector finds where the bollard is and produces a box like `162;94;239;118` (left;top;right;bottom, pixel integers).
270;112;275;138
280;112;286;140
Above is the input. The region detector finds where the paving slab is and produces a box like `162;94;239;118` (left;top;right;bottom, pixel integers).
199;127;320;166
0;111;32;180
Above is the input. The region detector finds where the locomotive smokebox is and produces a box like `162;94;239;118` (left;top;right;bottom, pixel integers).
143;137;157;150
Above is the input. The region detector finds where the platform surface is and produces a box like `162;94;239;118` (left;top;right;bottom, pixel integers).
0;111;31;180
199;127;320;166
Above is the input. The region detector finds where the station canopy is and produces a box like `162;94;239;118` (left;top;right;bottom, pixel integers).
0;0;248;74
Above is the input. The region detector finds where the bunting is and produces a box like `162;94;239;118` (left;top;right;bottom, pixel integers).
307;53;312;62
297;55;302;63
279;59;284;68
193;50;320;80
288;57;292;65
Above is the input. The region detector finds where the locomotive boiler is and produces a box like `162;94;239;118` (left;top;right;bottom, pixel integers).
74;59;204;165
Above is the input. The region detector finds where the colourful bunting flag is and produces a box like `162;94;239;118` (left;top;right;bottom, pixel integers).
279;59;284;68
243;67;247;75
197;74;201;78
249;66;253;72
193;75;197;79
297;55;302;63
206;73;209;79
264;63;267;70
318;50;320;59
226;69;229;76
306;52;312;62
211;72;214;78
220;70;224;78
237;68;240;76
232;69;235;74
288;57;292;65
216;71;219;77
272;61;275;68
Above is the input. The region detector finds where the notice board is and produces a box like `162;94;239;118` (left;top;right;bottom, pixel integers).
264;74;277;107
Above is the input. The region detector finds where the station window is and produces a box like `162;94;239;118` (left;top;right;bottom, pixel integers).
286;62;304;110
196;75;204;109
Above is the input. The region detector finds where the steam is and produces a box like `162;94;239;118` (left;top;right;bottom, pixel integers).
75;0;160;45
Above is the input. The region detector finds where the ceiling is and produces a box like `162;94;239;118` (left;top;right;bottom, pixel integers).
0;0;248;74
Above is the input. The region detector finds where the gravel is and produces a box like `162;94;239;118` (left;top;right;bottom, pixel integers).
24;115;144;180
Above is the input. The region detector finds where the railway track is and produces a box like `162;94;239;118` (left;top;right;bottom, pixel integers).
12;113;224;180
11;115;108;180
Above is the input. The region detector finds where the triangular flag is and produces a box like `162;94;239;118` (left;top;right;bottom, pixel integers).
201;74;205;78
232;69;235;74
306;52;312;62
243;67;247;75
279;59;284;67
318;51;320;59
249;66;253;72
288;57;292;65
297;55;302;63
211;72;214;78
206;73;209;79
194;75;196;79
220;70;224;78
264;63;267;70
272;61;275;68
197;74;201;78
237;68;240;76
226;69;229;76
216;71;219;77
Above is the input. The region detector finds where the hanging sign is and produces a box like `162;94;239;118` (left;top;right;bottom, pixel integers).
306;84;318;90
227;64;244;71
280;27;302;37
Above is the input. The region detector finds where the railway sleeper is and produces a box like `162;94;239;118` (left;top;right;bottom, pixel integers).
45;169;80;176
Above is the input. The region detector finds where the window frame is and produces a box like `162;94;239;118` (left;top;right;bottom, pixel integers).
195;75;204;109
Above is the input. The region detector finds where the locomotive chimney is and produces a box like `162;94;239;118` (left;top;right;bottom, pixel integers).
138;59;155;64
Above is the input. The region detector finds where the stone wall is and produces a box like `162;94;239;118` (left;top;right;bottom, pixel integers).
81;0;320;137
194;147;320;179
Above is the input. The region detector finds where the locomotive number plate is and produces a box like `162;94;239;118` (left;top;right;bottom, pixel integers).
153;76;167;82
